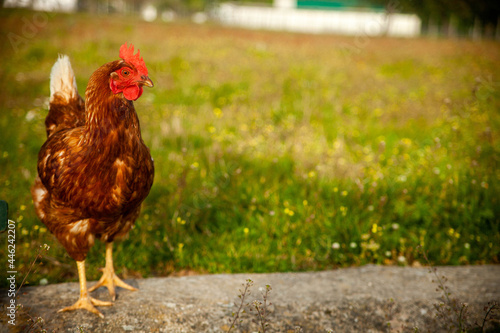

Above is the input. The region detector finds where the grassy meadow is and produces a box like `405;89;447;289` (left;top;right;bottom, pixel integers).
0;9;499;287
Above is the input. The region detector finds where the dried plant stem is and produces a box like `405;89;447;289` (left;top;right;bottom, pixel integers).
480;302;499;331
228;279;253;333
419;247;466;331
254;285;272;333
17;244;50;295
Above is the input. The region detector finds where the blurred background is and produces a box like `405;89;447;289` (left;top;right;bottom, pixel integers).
3;0;500;38
0;0;499;287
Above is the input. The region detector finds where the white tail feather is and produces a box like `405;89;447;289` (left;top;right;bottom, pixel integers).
50;54;78;102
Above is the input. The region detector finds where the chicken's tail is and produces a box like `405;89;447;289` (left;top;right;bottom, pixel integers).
45;55;85;138
50;54;78;103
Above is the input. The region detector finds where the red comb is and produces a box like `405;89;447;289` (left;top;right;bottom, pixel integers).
119;43;148;75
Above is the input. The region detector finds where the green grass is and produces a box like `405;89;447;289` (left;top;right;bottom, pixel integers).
0;9;499;287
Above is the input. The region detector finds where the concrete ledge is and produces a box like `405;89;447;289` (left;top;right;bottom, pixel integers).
1;265;499;332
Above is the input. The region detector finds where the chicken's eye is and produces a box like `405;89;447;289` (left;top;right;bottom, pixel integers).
121;69;130;76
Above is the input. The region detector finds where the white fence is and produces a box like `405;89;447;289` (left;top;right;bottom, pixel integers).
214;4;421;37
3;0;77;12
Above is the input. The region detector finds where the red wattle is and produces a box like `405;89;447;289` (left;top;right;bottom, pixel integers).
123;85;142;101
109;79;142;101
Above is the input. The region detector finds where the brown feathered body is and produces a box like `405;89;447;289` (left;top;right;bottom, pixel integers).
32;59;154;262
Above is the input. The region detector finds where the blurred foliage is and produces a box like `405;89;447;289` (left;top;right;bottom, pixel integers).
374;0;500;36
0;9;499;288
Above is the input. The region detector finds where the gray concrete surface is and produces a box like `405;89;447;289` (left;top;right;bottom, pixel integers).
1;265;499;332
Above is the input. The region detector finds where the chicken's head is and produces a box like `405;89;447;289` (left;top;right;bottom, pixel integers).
110;43;154;101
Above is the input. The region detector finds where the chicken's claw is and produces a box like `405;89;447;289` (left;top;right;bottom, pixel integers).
88;242;137;301
58;295;112;318
88;268;137;301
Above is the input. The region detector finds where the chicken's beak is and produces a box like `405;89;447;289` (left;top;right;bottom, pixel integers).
139;76;154;88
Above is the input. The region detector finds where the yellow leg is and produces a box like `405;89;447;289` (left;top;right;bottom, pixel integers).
88;242;137;301
58;260;112;318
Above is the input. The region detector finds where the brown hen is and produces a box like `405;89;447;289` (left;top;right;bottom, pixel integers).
31;43;154;317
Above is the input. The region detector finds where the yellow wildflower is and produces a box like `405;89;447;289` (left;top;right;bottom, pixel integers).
213;108;223;118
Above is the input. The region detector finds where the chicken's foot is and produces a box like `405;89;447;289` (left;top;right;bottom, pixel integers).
58;260;112;318
88;242;137;301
